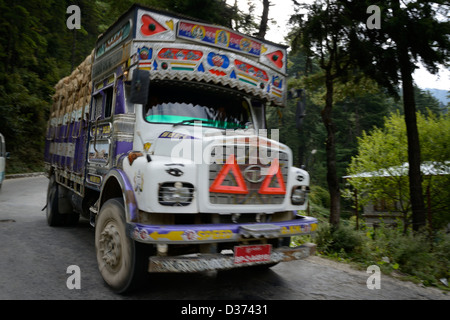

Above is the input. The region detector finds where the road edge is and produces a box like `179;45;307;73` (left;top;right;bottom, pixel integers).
5;172;45;180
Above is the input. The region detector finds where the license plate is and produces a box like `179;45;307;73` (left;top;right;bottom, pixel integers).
234;244;272;264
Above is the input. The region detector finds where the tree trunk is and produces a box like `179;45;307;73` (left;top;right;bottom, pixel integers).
399;58;427;231
392;0;427;232
257;0;270;39
322;68;341;227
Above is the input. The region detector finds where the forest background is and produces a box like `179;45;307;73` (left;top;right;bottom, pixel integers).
0;0;449;288
1;0;447;190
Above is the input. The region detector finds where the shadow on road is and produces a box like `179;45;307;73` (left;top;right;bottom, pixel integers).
124;263;286;299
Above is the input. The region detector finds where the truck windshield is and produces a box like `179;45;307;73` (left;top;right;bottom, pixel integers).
144;83;250;129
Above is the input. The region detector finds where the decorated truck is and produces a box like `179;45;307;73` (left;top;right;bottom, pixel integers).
44;4;317;293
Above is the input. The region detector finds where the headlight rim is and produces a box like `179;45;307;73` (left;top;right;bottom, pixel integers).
291;185;309;205
158;182;194;206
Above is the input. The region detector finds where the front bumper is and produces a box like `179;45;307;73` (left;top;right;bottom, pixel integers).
128;216;318;244
148;243;316;273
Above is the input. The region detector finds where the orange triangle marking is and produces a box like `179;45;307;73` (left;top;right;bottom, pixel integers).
259;158;286;195
209;154;249;194
266;50;284;69
141;14;168;36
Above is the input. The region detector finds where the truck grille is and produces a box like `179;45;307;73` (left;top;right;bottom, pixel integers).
208;145;289;205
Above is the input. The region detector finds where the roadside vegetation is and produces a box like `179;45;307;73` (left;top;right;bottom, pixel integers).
283;1;449;292
292;111;449;291
294;185;450;291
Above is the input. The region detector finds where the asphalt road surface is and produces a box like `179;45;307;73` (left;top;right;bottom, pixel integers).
0;175;448;302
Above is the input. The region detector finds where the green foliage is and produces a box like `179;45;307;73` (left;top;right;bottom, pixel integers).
103;0;237;28
341;0;449;230
342;0;450;99
0;73;47;173
300;188;448;288
415;88;442;116
311;218;450;289
0;0;103;173
347;111;450;230
314;222;364;256
309;185;330;209
363;226;450;288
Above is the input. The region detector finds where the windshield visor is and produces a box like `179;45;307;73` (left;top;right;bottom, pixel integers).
144;83;250;129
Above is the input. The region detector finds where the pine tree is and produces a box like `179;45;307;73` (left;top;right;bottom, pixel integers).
341;0;450;231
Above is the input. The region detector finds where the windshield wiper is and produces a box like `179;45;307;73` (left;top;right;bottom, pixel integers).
172;119;216;127
172;119;247;129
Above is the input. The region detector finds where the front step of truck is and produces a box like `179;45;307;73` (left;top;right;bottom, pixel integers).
148;243;317;273
128;215;318;273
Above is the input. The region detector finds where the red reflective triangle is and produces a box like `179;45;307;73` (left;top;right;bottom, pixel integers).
209;154;249;194
140;14;167;36
266;50;284;69
258;158;286;195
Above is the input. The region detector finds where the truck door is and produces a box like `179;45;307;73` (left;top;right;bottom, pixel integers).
86;78;116;188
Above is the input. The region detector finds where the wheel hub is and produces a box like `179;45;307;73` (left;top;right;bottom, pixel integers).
99;223;122;269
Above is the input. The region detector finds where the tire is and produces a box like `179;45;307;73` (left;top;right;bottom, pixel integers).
95;197;149;293
46;176;79;226
46;176;65;226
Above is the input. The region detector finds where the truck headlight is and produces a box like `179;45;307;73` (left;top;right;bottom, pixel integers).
159;182;194;206
291;186;308;205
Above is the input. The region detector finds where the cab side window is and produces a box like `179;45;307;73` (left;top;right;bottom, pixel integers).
104;87;114;118
91;94;103;121
91;86;114;121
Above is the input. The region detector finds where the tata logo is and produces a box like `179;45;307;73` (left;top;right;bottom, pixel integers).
243;165;265;184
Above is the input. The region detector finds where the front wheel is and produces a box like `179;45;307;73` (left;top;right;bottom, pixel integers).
95;198;148;293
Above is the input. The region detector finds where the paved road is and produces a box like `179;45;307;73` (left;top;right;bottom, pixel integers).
0;176;448;302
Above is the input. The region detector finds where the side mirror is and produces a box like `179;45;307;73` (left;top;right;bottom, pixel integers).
129;69;150;105
5;152;10;159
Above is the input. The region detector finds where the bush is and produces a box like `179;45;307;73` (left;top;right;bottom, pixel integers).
331;224;363;253
431;232;450;284
312;220;450;289
314;222;334;253
306;185;332;219
304;188;449;289
391;233;430;272
309;185;330;208
315;222;363;255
